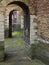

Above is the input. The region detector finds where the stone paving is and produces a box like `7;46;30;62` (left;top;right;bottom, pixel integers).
0;34;46;65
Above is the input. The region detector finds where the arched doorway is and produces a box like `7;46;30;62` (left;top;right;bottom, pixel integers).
8;1;30;45
9;10;17;38
4;1;30;61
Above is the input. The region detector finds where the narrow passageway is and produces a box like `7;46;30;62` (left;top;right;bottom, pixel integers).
3;1;46;65
0;0;49;65
0;31;45;65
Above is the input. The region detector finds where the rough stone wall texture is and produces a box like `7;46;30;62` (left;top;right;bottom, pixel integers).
35;0;49;41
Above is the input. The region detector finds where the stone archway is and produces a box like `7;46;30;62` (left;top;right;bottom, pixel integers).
0;0;37;61
8;1;30;44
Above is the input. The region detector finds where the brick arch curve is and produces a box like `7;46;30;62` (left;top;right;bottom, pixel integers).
7;1;29;14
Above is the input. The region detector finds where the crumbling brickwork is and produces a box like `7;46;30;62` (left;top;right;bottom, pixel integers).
35;0;49;41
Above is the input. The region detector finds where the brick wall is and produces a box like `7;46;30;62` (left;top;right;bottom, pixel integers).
35;0;49;41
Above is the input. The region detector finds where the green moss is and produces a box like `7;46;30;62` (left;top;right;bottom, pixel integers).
12;30;22;37
5;37;23;48
37;42;49;51
36;47;49;65
35;42;49;64
0;50;4;61
0;46;4;50
31;41;49;64
30;44;36;59
0;41;4;52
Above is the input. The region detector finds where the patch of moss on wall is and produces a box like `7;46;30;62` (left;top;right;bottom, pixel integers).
30;44;36;59
0;41;4;61
35;42;49;64
37;42;49;51
36;47;49;65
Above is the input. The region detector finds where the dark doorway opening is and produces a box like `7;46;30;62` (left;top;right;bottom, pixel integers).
9;10;17;38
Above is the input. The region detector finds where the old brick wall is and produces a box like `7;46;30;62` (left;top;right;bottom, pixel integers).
35;0;49;41
34;0;49;63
